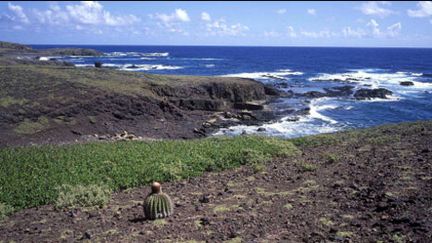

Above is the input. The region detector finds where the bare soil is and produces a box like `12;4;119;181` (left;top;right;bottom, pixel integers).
1;121;431;242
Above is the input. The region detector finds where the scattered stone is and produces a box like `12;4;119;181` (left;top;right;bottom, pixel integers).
83;231;92;240
257;127;266;132
199;194;210;203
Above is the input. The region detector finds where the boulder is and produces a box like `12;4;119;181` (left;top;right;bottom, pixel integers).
354;88;393;100
400;81;414;86
126;64;139;69
264;85;280;96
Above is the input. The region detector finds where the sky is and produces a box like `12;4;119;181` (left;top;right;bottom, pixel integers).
0;1;432;47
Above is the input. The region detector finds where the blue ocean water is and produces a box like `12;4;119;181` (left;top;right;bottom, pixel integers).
32;45;432;138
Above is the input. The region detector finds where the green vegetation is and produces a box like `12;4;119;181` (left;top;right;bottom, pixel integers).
55;184;112;209
0;202;14;221
0;96;27;107
240;149;268;173
323;153;339;164
0;136;298;211
299;162;317;172
13;117;49;134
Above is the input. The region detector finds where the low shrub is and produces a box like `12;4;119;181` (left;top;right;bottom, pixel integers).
55;184;112;209
0;202;14;220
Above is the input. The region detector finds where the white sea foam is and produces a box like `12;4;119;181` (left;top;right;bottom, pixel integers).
74;63;182;71
359;95;401;102
309;70;432;93
74;64;94;67
175;57;224;61
221;69;303;80
142;52;169;57
38;56;61;61
105;52;169;57
214;97;342;138
119;64;182;71
213;116;341;138
205;64;215;68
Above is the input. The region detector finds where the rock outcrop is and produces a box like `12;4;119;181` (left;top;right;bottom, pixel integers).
354;88;393;100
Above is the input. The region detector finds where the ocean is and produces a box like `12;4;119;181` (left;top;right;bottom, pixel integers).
32;45;432;138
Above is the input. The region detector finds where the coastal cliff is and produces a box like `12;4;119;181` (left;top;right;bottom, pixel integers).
0;42;278;146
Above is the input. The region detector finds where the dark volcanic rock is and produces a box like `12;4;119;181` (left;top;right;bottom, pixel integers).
263;85;280;96
39;48;102;56
324;85;354;96
354;88;393;100
234;102;264;110
400;81;414;86
301;91;326;98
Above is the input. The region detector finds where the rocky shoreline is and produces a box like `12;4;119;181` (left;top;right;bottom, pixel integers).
0;41;283;147
0;41;403;147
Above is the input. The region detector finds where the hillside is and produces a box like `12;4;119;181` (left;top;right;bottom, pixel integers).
0;121;431;242
0;58;278;147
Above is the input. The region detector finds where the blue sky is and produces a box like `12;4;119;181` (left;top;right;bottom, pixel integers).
1;1;432;47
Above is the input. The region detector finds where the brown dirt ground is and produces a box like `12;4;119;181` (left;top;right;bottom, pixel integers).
1;122;431;242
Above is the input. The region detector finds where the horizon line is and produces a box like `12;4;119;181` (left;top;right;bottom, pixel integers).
26;43;432;49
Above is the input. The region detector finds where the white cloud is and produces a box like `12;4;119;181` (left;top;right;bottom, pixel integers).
263;26;296;38
276;9;287;14
151;9;190;34
360;1;395;18
33;8;69;25
201;12;211;21
366;19;402;37
307;9;316;15
301;30;335;38
407;1;432;17
206;19;249;36
287;26;297;37
264;31;281;37
342;19;401;39
342;27;367;38
367;19;381;36
65;1;140;26
7;2;29;24
387;22;402;37
154;8;190;23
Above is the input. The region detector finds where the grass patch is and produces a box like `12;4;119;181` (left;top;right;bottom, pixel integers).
13;116;49;134
53;116;77;126
87;116;97;124
299;162;317;172
336;231;353;238
319;217;334;226
323;153;339;164
55;184;112;209
213;204;239;213
224;237;242;243
240;149;268;173
0;96;27;107
0;202;14;220
283;203;293;210
153;219;167;227
0;136;298;210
